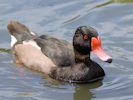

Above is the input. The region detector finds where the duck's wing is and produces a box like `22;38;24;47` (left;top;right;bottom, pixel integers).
7;21;75;66
34;35;75;66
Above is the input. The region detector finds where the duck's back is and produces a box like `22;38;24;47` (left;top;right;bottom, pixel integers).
7;21;75;67
35;35;75;66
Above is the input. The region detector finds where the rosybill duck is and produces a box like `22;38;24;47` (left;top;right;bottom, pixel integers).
7;21;112;83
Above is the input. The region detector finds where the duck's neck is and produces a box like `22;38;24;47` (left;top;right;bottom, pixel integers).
74;49;90;63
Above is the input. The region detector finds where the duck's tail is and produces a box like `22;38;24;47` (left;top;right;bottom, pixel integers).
7;21;36;47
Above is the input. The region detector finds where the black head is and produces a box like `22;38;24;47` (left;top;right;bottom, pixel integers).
73;26;112;63
73;26;98;55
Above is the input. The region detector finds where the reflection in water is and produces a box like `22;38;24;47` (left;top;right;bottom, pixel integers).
96;0;133;8
64;0;133;25
40;76;103;100
0;48;10;53
74;81;103;100
112;0;133;3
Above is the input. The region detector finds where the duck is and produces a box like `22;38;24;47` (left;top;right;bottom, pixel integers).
7;21;112;83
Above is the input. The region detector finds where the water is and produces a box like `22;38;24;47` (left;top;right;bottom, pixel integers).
0;0;133;100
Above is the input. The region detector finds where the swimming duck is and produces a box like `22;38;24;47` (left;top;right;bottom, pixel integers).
7;21;112;83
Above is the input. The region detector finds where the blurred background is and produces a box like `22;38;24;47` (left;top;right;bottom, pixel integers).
0;0;133;100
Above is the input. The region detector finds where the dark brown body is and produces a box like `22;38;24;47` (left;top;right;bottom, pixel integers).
7;21;107;83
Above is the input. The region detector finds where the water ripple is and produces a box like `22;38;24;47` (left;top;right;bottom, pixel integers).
92;75;133;99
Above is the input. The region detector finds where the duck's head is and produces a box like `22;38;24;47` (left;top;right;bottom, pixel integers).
73;26;112;63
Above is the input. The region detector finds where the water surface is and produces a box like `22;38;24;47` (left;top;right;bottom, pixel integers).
0;0;133;100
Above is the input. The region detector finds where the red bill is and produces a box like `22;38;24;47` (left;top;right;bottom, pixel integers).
91;36;112;63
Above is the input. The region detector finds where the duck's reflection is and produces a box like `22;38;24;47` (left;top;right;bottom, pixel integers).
73;81;103;100
42;76;103;100
15;67;103;100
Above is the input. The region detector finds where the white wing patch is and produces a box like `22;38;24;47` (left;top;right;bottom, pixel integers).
23;40;41;50
11;35;17;47
30;31;36;35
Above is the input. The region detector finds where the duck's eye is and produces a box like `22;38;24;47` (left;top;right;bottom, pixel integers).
83;34;89;40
